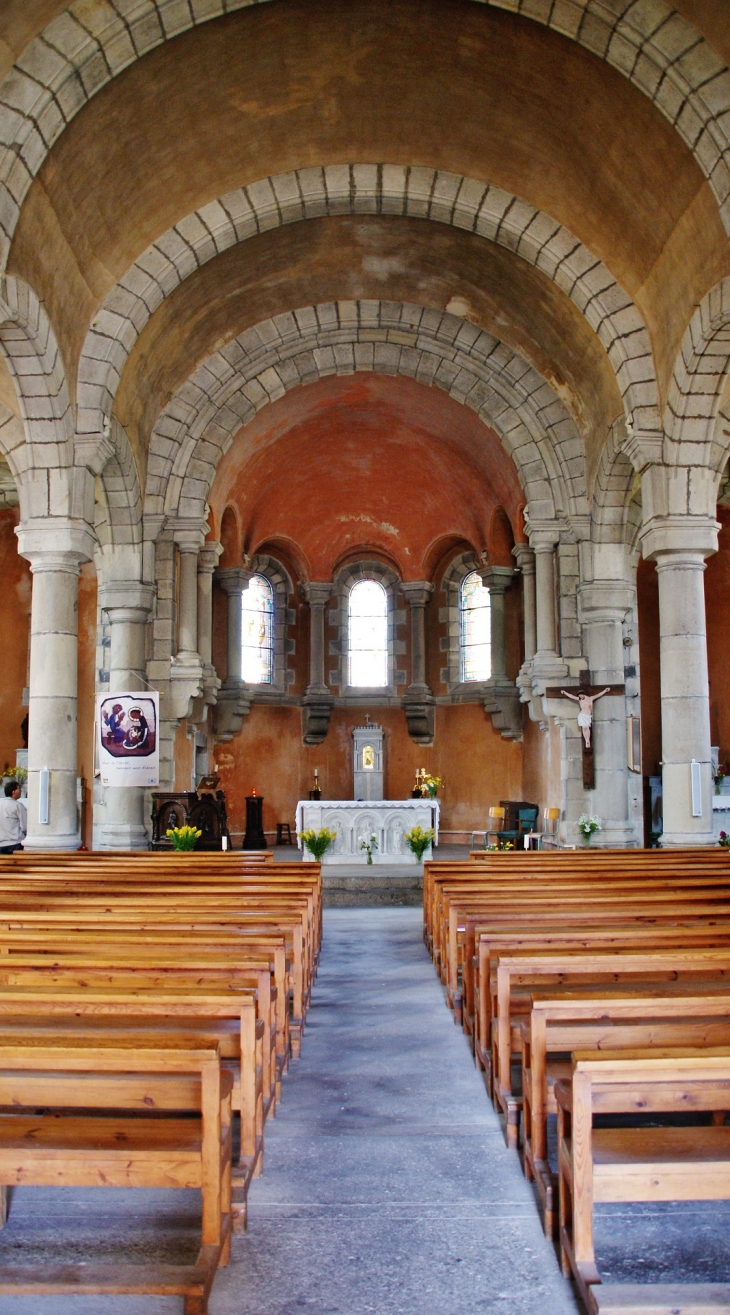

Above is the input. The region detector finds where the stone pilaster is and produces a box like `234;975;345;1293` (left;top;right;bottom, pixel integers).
96;580;155;850
198;541;223;703
16;521;95;850
302;581;334;746
512;543;536;665
401;581;435;745
213;567;252;741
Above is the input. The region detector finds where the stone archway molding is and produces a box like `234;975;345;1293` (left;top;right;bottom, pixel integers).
77;165;656;450
145;299;590;541
0;0;727;287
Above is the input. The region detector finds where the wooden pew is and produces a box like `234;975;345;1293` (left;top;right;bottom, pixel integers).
0;1039;232;1315
556;1048;730;1312
520;990;730;1234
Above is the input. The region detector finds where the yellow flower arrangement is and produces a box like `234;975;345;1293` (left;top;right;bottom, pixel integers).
166;824;202;852
299;827;337;860
404;825;435;861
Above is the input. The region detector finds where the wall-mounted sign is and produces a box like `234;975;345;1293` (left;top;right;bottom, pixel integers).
97;692;159;788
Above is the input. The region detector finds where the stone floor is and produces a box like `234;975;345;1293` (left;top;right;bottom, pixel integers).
1;906;578;1314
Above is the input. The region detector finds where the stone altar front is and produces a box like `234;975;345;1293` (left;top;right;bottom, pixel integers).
295;799;440;863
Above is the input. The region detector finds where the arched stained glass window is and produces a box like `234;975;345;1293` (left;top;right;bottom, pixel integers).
460;571;491;682
348;579;388;688
241;574;274;684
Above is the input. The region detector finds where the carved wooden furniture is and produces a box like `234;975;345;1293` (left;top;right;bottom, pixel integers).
150;791;231;850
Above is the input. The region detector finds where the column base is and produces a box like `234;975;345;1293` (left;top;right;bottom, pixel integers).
660;831;716;848
95;823;149;851
588;821;638;849
22;831;81;851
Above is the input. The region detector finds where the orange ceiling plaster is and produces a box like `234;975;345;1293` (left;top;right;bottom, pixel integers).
209;372;522;581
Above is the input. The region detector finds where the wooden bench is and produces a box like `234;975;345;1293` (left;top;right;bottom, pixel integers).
520;990;730;1234
0;1039;233;1314
556;1048;730;1310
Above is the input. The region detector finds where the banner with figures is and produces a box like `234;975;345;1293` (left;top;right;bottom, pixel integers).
96;692;159;787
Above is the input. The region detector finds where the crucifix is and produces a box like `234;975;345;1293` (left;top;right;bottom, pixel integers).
545;669;625;790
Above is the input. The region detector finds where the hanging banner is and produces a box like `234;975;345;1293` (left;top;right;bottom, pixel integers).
97;692;159;788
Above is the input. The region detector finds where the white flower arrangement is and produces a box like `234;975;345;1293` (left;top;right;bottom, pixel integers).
577;813;601;842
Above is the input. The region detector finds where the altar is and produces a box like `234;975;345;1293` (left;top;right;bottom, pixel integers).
294;799;440;863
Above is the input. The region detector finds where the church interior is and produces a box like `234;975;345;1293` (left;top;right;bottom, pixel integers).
2;1;730;1312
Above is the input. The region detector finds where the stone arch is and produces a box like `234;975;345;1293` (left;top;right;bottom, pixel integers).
591;417;639;546
0;274;73;464
665;276;730;483
0;0;727;284
146;301;589;539
76;165;656;446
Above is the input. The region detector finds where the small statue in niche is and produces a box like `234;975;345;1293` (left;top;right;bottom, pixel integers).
362;745;375;770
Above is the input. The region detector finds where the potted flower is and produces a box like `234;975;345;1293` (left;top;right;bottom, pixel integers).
360;833;378;865
715;763;729;795
166;824;202;852
299;827;337;860
486;840;514;852
404;825;435;861
577;813;601;846
719;831;730;849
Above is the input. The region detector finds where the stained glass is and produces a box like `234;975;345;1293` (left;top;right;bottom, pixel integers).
241;574;274;684
460;570;491;682
348;579;388;687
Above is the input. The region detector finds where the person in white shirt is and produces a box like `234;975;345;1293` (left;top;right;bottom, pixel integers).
0;779;26;853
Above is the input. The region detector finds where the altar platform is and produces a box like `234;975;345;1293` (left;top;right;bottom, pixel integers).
273;841;468;907
295;798;440;864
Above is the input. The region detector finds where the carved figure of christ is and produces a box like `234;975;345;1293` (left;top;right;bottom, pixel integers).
559;687;611;749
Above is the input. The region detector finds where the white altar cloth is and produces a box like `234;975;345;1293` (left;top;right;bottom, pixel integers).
295;799;440;863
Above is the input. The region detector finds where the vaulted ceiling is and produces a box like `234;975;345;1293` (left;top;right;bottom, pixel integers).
0;0;728;553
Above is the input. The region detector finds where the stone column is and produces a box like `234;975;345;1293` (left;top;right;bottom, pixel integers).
176;539;200;663
512;543;536;664
16;525;95;850
652;547;715;845
577;580;634;847
533;538;558;659
217;568;250;687
402;581;435;745
213;567;252;741
198;541;223;694
302;582;335;746
97;581;155;850
481;567;513;681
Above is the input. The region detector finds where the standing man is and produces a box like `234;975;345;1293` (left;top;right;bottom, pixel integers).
0;779;27;853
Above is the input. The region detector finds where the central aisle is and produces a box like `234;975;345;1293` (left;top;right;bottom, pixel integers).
213;907;578;1315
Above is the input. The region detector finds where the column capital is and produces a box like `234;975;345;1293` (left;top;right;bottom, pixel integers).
172;524;206;553
301;581;333;607
621;428;664;473
577;580;634;625
198;541;223;576
16;519;95;572
512;542;534;574
640;515;719;562
215;566;252;595
99;580;155;620
480;566;514;594
401;580;433;607
74;430;115;476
